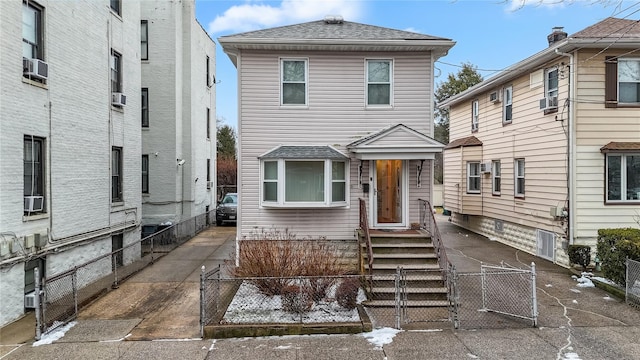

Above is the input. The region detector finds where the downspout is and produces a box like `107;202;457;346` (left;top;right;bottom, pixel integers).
555;48;575;246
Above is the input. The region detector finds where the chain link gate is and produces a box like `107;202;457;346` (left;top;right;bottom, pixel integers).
397;267;452;328
626;258;640;308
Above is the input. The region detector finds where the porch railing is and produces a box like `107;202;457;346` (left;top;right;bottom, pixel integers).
418;198;452;271
359;198;373;276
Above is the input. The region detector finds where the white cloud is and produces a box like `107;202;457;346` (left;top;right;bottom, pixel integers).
208;0;364;35
506;0;568;12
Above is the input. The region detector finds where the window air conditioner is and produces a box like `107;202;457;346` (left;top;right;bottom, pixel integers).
489;91;501;103
112;92;127;107
25;291;36;309
480;162;492;174
23;58;49;80
539;96;558;110
24;196;44;212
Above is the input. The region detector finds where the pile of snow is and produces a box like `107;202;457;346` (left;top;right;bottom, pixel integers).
361;327;401;348
33;321;76;347
571;273;595;288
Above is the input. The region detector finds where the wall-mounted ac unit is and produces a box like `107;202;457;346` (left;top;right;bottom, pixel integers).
23;58;49;80
480;161;492;173
489;91;501;103
0;240;10;257
24;291;36;309
36;231;48;248
25;234;35;249
24;196;44;212
207;181;213;189
539;96;558;111
112;92;127;107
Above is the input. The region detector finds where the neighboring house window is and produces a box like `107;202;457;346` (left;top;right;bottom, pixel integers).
605;57;640;107
24;136;45;214
142;155;149;194
206;55;211;87
140;20;148;60
110;0;121;15
544;67;559;112
111;50;122;93
467;162;480;194
515;158;525;198
141;88;148;127
366;59;392;106
606;153;640;202
492;160;501;195
112;147;123;202
471;100;479;132
207;159;211;182
281;59;307;105
503;86;513;123
22;2;43;60
206;108;210;139
261;160;348;206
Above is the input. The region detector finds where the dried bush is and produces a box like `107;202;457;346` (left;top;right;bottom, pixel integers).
281;285;313;314
335;277;360;310
303;277;336;303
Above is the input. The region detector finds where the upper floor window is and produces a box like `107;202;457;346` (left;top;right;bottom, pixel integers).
110;0;121;15
281;59;307;105
515;158;525;198
366;59;392;106
110;50;122;93
206;55;212;87
492;160;501;195
545;68;558;100
606;153;640;202
140;20;148;60
467;162;480;194
112;147;123;202
141;88;148;127
206;108;210;139
22;2;43;60
24;136;46;214
503;86;513;124
471;100;479;132
142;155;149;194
605;57;640;107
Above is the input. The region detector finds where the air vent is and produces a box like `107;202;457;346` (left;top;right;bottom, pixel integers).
536;229;555;261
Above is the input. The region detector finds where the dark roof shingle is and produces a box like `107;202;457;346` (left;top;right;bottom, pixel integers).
444;136;483;150
600;142;640;152
572;17;640;39
260;145;348;159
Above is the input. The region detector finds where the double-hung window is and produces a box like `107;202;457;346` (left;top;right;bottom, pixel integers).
206;108;210;139
606;57;640;107
471;100;479;132
24;136;45;214
22;2;43;61
140;20;148;60
544;67;559;112
110;0;121;15
605;153;640;202
467;162;480;194
142;155;149;194
141;88;148;127
281;59;307;105
112;147;123;202
515;158;525;198
492;160;501;195
503;85;513;124
366;59;392;106
111;50;122;93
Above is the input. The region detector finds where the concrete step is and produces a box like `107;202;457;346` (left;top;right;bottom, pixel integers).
362;299;450;308
367;263;441;271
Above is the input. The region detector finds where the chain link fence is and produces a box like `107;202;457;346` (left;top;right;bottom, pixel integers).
626;258;640;308
36;211;214;338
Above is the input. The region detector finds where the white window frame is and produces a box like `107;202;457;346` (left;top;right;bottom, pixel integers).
260;159;349;208
605;153;640;203
503;85;513;124
24;135;46;214
467;162;480;194
471;99;479;132
112;146;123;203
515;158;525;198
618;58;640;104
141;20;148;61
22;2;44;61
545;67;558;100
111;49;122;93
366;59;393;108
492;160;501;195
280;58;308;106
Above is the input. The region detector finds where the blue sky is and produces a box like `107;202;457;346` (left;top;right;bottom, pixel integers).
195;0;640;128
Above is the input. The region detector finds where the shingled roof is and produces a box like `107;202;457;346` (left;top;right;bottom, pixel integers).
444;136;483;150
572;17;640;39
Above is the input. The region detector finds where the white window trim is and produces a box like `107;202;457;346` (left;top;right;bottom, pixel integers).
618;58;640;104
280;58;308;107
471;100;479;132
545;67;559;100
503;85;513;124
467;162;480;194
365;58;394;109
492;160;501;195
515;158;525;198
605;152;640;203
260;159;349;208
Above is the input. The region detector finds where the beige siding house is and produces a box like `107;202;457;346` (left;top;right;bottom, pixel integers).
219;18;454;243
440;18;640;266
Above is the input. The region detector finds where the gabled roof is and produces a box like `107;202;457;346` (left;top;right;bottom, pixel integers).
219;19;455;66
259;145;348;159
347;124;444;160
600;142;640;152
439;17;640;108
444;136;483;150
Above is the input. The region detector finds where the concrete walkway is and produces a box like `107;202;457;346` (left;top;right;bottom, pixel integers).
3;217;640;359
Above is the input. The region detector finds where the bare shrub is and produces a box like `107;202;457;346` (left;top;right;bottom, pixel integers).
281;285;313;314
336;277;360;310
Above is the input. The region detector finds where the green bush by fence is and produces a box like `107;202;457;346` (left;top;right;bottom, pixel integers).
596;228;640;286
568;245;591;271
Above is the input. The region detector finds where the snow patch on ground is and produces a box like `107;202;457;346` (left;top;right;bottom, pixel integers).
33;321;77;346
575;276;595;288
361;327;402;348
592;276;616;285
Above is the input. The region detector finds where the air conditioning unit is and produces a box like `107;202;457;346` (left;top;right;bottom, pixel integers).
539;96;558;111
489;91;501;103
206;181;213;189
24;196;44;212
24;291;36;309
550;206;566;218
23;58;48;80
480;162;492;174
112;92;127;107
0;240;10;257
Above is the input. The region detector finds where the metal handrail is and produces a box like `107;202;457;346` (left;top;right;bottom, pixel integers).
359;198;373;276
418;198;451;271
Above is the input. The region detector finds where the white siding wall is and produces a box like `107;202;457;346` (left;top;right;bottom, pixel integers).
238;51;435;240
0;0;141;327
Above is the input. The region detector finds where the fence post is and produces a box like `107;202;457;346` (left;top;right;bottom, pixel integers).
200;265;205;338
626;257;629;305
150;234;155;264
395;267;402;329
112;253;119;289
480;263;487;310
531;262;537;327
34;267;42;340
450;265;459;329
72;269;78;318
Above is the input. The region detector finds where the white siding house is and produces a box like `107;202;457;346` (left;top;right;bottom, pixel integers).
219;18;454;243
440;18;640;267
